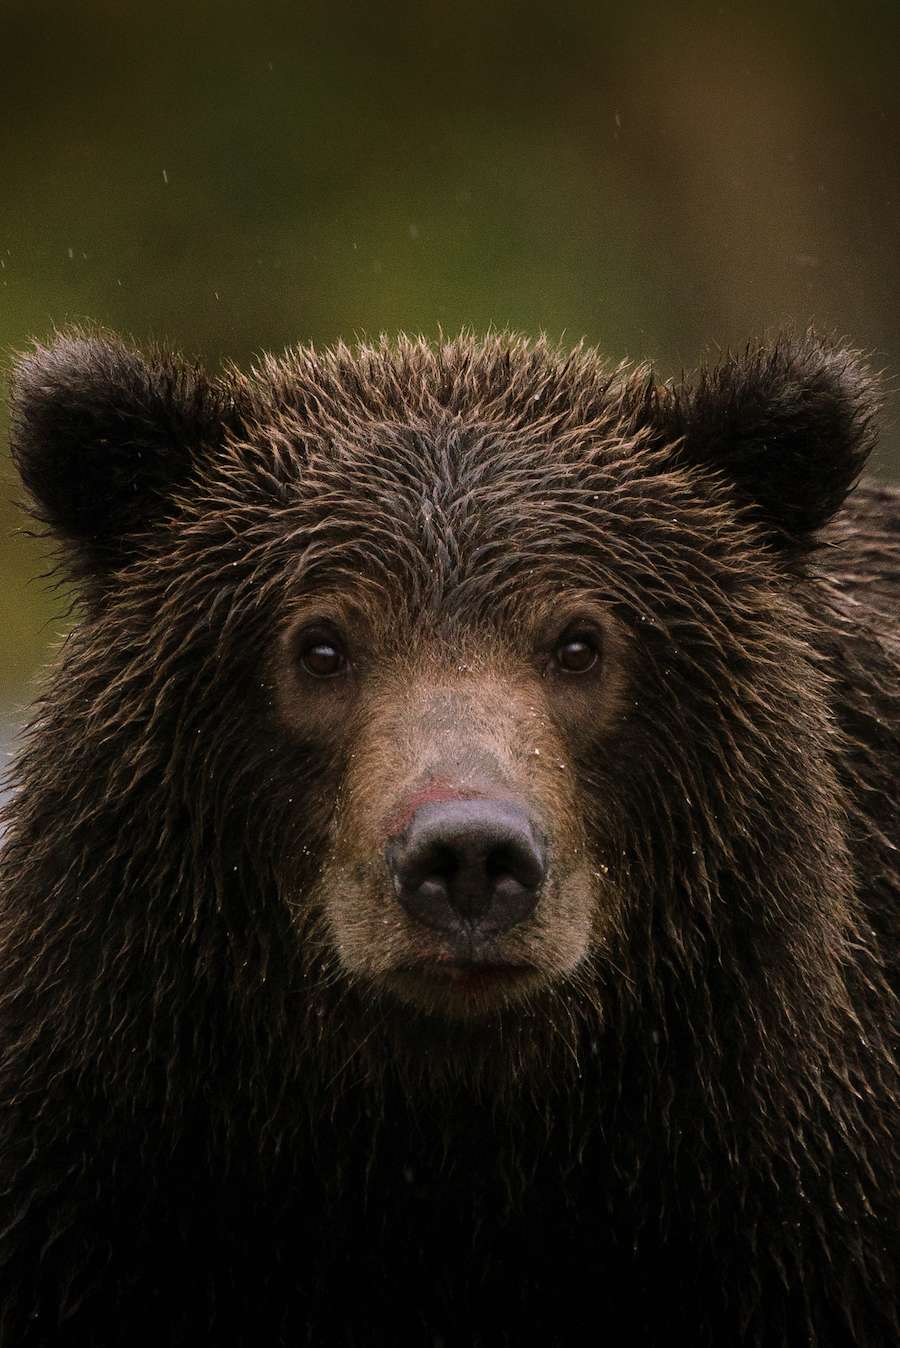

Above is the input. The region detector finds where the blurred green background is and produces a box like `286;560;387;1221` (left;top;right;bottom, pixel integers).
2;0;899;734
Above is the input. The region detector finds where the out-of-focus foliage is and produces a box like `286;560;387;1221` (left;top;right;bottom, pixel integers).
2;0;898;714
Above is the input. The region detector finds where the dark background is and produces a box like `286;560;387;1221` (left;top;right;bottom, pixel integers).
2;0;899;736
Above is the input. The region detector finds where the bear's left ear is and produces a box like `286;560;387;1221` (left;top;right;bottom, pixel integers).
8;330;244;576
651;333;881;540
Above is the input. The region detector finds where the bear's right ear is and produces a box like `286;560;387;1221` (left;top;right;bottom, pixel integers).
645;333;881;543
8;331;242;576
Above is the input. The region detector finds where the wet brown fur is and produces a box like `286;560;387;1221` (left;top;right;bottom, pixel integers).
0;329;897;1345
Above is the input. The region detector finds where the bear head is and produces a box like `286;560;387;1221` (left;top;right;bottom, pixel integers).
7;330;879;1083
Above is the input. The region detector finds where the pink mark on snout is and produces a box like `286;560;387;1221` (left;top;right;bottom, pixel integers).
383;778;491;840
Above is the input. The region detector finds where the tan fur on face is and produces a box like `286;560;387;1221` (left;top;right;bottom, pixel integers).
276;620;624;1019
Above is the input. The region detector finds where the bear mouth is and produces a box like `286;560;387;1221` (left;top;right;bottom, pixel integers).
382;957;542;1014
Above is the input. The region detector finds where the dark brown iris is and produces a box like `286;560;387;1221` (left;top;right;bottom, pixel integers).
555;635;599;674
299;639;347;679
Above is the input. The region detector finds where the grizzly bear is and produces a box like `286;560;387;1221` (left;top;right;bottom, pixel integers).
1;329;897;1347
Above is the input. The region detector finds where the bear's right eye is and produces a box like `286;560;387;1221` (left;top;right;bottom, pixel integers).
297;633;349;679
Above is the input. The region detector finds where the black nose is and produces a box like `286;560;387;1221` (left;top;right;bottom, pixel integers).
388;799;546;935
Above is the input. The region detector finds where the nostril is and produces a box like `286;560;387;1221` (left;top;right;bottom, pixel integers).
491;872;531;907
388;798;546;935
400;842;457;893
485;843;544;893
411;876;451;910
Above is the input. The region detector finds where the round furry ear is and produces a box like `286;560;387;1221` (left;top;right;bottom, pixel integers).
652;332;881;540
8;330;243;576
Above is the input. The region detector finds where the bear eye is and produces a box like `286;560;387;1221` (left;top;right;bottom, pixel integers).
553;631;600;675
297;632;349;679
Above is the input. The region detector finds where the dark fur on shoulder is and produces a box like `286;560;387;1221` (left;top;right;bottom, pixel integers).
1;329;897;1346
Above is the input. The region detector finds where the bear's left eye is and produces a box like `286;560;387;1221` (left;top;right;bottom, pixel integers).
297;634;349;679
553;631;600;675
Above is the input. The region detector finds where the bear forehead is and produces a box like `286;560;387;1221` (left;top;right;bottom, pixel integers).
238;335;652;528
229;415;690;618
287;424;609;530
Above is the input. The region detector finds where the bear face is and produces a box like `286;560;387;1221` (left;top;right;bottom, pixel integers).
264;408;836;1039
